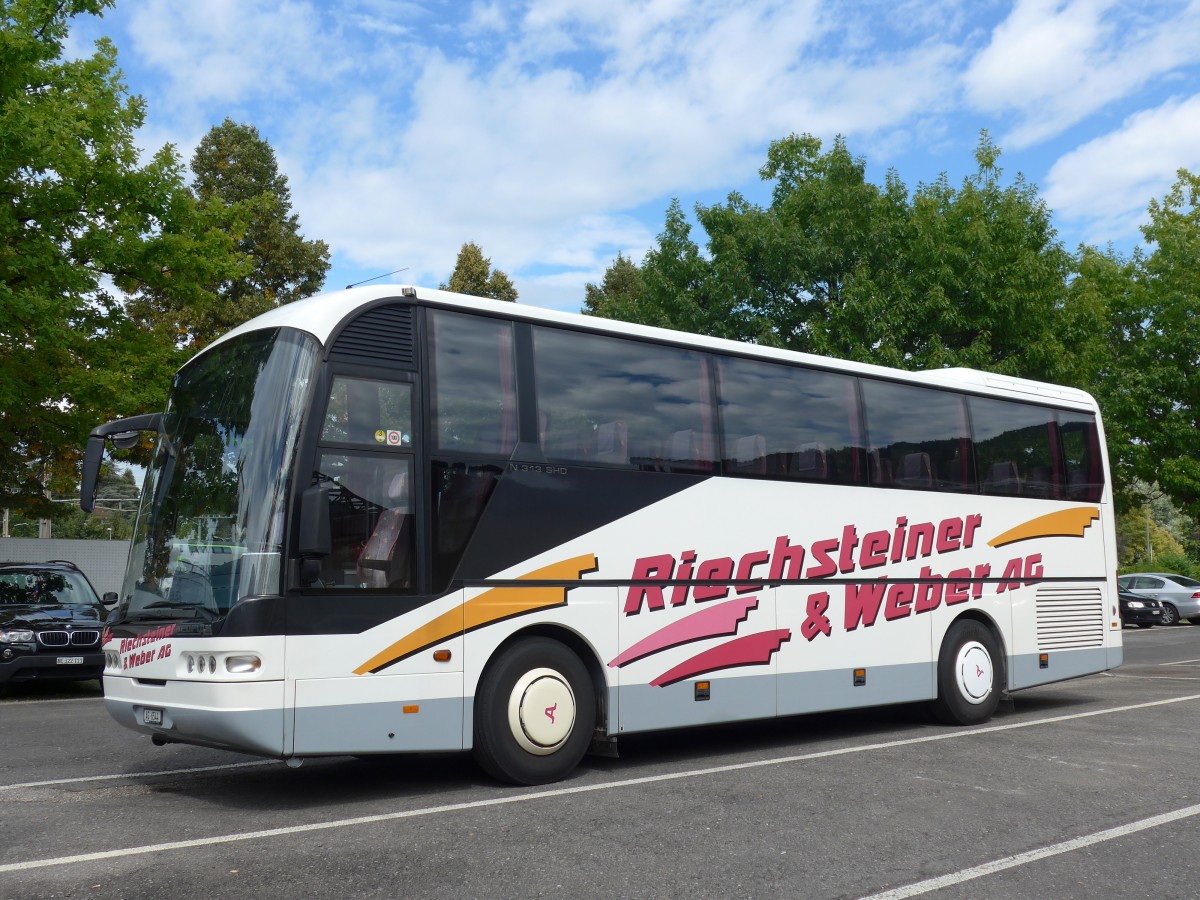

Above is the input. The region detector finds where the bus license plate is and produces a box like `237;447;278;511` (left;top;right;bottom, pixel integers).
56;656;84;665
143;708;163;726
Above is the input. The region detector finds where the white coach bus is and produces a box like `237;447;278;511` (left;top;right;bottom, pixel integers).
81;285;1120;784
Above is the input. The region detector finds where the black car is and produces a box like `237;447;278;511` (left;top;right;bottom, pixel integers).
1118;587;1163;628
0;561;117;687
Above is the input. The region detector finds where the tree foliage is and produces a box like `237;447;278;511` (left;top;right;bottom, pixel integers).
127;118;330;350
0;0;235;518
588;132;1084;383
440;242;518;301
1083;170;1200;521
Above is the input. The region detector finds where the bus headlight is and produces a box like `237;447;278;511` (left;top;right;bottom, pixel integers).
225;655;262;674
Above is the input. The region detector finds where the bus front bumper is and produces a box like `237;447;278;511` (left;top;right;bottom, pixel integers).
103;675;286;758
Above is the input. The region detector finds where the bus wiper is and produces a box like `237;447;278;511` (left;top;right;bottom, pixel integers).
131;601;223;621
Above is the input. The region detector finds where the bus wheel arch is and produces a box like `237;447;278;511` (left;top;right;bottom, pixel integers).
930;613;1006;726
472;631;600;785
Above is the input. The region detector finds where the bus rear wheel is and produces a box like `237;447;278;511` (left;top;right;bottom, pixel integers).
473;637;595;785
930;620;1002;726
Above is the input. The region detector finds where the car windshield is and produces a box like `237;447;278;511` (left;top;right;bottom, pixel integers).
120;328;319;619
0;570;100;606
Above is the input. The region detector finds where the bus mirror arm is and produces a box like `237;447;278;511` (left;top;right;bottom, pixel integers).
297;486;331;585
80;413;163;512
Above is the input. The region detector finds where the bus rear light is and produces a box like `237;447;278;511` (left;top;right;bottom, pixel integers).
226;655;262;674
853;668;867;686
1039;654;1049;669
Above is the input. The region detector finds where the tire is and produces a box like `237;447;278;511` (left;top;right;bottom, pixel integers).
1188;617;1200;626
472;637;595;785
1161;604;1179;626
930;619;1002;726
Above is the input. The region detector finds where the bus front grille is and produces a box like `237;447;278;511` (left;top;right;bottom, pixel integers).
1035;586;1105;649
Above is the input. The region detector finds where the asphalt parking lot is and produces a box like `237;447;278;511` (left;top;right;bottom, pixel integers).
2;625;1199;900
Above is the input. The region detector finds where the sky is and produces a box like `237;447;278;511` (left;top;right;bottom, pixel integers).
69;0;1200;313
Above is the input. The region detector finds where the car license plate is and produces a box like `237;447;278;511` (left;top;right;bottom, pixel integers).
56;656;84;665
143;708;164;726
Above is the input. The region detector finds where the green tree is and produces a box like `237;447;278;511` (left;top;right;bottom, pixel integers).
589;133;1089;386
130;119;330;349
583;252;644;321
1074;172;1200;522
1105;171;1200;521
585;201;770;342
0;0;234;519
440;242;518;301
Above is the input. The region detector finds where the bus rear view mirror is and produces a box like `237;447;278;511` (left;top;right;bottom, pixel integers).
80;413;163;512
298;487;331;585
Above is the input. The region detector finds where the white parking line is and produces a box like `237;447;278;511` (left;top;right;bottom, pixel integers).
860;802;1200;899
2;692;1199;875
0;760;277;791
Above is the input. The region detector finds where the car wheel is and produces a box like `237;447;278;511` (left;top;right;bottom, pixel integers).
1161;604;1180;626
472;637;595;785
1188;617;1200;626
930;619;1002;726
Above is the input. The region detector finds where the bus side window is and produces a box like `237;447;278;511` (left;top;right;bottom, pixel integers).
429;311;518;457
431;461;502;592
1059;413;1104;502
533;326;717;473
311;453;414;591
861;381;972;492
971;397;1059;499
716;355;862;483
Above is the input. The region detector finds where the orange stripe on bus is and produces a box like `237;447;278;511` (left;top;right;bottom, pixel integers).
987;507;1100;548
352;553;597;674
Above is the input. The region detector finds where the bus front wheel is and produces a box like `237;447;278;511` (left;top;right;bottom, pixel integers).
930;620;1002;726
473;637;595;785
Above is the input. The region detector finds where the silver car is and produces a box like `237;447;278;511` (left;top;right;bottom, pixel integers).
1117;573;1200;626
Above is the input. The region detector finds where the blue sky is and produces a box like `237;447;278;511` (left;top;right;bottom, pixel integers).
70;0;1200;312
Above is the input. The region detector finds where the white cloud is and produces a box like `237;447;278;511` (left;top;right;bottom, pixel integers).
1044;93;1200;244
83;0;1198;307
965;0;1200;148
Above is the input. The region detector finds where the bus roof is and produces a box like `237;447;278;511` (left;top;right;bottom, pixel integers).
204;284;1100;412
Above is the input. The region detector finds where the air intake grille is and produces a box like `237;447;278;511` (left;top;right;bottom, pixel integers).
1035;586;1105;650
329;303;415;370
37;630;101;647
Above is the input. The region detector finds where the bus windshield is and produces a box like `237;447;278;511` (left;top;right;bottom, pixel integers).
119;328;319;619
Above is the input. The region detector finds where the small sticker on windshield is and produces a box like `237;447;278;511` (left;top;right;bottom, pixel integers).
373;429;408;446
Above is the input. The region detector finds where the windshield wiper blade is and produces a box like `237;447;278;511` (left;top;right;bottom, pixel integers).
132;601;222;621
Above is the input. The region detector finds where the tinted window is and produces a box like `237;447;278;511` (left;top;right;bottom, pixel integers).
534;327;717;473
862;381;972;491
321;376;412;448
430;311;518;456
431;461;502;591
1059;412;1104;501
0;570;99;605
717;356;863;482
970;397;1057;498
311;452;414;591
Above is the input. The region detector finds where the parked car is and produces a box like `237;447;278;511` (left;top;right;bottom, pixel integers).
0;561;117;687
1117;588;1163;628
1117;573;1200;626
